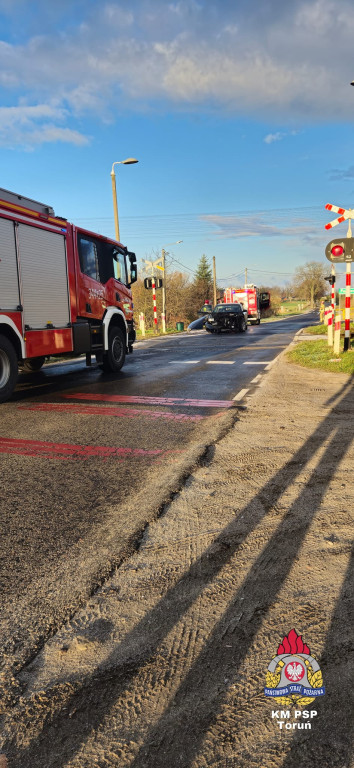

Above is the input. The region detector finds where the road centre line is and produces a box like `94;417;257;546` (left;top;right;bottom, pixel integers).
169;360;200;364
233;388;249;401
63;393;234;408
206;360;235;365
18;403;203;422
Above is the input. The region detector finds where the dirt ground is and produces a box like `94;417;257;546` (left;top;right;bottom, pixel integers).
1;350;353;768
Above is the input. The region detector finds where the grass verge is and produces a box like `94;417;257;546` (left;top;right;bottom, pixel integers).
287;339;354;374
303;323;354;336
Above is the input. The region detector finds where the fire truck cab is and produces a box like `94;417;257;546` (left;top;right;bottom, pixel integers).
0;188;137;403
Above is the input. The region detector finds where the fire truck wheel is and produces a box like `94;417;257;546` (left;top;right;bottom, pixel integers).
21;356;45;372
256;318;261;325
102;327;126;372
0;334;18;403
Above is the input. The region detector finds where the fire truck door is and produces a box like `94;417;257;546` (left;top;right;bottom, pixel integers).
0;218;20;310
17;224;70;329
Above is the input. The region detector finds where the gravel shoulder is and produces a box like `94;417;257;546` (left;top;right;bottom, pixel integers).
1;353;353;768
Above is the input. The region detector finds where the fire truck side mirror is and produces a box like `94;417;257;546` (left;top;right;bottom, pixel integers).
127;251;137;285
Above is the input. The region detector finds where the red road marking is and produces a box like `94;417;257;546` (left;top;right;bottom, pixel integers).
0;437;163;461
63;393;233;408
18;403;203;422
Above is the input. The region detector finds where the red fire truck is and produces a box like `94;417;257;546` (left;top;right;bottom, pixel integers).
224;285;270;324
0;188;137;402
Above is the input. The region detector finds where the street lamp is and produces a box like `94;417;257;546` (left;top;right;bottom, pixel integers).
160;241;183;332
111;158;138;242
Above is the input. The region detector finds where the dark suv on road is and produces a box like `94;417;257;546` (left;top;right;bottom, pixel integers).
205;303;248;334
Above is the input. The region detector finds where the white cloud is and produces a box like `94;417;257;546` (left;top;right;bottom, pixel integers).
0;104;89;148
264;132;284;144
264;130;300;144
1;0;354;146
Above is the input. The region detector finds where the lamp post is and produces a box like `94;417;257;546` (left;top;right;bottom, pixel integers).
160;241;183;332
111;158;138;242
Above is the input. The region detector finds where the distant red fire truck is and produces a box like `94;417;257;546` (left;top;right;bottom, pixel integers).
0;188;137;402
224;285;270;324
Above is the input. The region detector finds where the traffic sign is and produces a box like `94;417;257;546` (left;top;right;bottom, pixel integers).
325;238;354;263
325;203;354;231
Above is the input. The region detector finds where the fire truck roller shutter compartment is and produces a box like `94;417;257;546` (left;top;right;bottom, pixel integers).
17;224;70;329
0;218;20;310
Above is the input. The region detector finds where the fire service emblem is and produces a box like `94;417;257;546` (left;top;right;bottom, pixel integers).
264;629;325;707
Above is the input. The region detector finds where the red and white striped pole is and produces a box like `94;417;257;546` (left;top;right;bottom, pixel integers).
152;275;158;331
333;312;341;356
327;301;333;346
331;264;335;316
344;261;352;351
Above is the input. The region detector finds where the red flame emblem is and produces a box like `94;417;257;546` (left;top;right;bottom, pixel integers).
277;628;310;656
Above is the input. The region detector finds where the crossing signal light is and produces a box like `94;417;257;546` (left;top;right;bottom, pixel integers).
144;277;163;289
331;245;344;257
324;275;336;286
325;238;354;263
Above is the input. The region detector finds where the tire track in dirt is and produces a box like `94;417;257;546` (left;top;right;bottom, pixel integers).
1;362;353;768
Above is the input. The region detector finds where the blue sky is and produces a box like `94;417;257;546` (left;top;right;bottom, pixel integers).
1;0;354;289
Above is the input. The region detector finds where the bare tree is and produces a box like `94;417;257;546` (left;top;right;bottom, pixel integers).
292;262;328;308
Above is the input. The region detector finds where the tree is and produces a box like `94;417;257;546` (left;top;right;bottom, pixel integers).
190;254;213;313
165;271;190;326
195;254;212;284
292;262;328;308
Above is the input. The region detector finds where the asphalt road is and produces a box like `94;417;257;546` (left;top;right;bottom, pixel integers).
0;312;317;681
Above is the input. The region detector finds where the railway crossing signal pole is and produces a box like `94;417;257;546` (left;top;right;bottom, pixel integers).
142;257;162;332
151;275;158;330
331;264;336;319
325;203;354;352
344;260;352;351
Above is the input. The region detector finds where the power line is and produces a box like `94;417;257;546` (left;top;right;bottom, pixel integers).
168;255;198;275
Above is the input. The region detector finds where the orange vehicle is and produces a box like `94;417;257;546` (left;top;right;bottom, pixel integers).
0;188;137;402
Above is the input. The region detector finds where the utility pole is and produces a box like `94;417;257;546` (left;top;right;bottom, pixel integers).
212;256;217;306
161;248;166;333
158;241;182;333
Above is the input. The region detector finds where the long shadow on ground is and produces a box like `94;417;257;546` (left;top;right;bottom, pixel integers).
5;382;353;768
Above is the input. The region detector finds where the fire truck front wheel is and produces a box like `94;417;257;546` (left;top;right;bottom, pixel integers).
102;327;126;372
0;334;18;403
